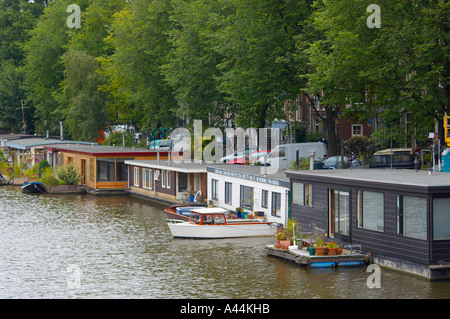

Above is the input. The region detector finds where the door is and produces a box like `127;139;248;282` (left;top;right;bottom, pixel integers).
329;189;350;240
81;159;86;185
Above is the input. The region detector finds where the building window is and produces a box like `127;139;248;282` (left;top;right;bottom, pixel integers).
271;192;281;217
262;190;268;208
433;198;450;240
352;124;363;136
397;195;427;240
133;167;139;187
143;168;152;189
211;179;218;200
331;190;350;238
166;170;170;189
240;185;253;210
97;159;115;182
357;190;384;232
292;182;312;207
225;182;232;204
89;158;94;181
162;170;170;188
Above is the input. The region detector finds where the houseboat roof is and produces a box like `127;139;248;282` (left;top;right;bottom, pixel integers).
207;164;290;188
45;144;167;156
286;169;450;191
4;137;96;150
125;159;207;173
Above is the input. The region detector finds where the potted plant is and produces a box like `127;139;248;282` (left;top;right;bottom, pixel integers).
326;242;337;255
275;228;290;250
336;244;343;255
314;238;327;256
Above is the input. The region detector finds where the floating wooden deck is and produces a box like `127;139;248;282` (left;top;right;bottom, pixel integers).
264;245;369;268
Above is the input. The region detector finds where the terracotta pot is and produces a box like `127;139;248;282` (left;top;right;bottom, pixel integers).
280;240;291;250
315;247;327;256
328;247;337;255
336;247;343;255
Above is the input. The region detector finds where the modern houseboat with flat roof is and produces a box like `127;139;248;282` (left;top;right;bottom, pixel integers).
286;168;450;280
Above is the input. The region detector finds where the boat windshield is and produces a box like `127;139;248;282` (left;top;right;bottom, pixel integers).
199;214;226;225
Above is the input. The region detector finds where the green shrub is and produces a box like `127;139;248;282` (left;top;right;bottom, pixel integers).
40;167;61;186
56;164;82;185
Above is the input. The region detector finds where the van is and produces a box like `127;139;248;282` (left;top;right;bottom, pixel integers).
369;148;415;169
257;142;327;169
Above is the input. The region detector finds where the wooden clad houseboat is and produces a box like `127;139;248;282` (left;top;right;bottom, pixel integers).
287;168;450;280
44;144;169;194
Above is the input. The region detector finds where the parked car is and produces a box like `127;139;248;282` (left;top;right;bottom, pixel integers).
227;150;269;165
149;139;172;150
256;142;327;169
319;156;350;169
219;146;262;163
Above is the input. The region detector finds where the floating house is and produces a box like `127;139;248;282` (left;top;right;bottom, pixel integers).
287;168;450;280
125;159;207;204
45;144;168;194
207;164;290;225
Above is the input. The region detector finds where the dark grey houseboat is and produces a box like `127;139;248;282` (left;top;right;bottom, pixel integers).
286;169;450;280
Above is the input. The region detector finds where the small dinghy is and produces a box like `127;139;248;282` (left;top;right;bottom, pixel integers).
21;182;46;194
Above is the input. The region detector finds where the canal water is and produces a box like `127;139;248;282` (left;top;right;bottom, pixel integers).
1;186;449;299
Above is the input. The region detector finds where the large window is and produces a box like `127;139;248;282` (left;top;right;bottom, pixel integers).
133;167;139;187
397;196;427;240
143;168;152;189
433;198;450;240
292;182;312;206
331;190;350;238
262;190;268;208
97;158;115;182
240;185;254;210
357;191;384;232
211;179;218;200
225;182;232;204
271;192;281;217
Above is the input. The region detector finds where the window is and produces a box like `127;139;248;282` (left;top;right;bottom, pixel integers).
225;182;232;204
211;179;218;200
397;196;427;240
97;159;115;182
262;190;268;208
433;198;450;240
89;158;94;181
162;170;170;188
352;124;363;136
166;170;170;189
331;190;350;238
143;168;152;189
357;191;384;232
271;192;281;217
292;182;312;206
240;185;253;209
133;167;139;187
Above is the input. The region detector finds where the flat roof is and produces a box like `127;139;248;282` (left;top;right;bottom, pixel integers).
125;159;207;173
286;168;450;188
207;163;290;187
45;144;166;156
4;138;96;150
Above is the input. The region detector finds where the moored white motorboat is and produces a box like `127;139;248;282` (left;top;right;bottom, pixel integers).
166;207;277;239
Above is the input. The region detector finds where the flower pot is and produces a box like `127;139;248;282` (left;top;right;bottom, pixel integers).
280;240;291;250
315;247;327;256
328;247;337;255
336;247;343;255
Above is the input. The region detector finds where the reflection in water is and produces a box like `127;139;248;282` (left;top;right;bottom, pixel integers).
0;186;449;299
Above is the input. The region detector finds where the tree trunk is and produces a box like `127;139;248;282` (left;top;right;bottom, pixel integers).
325;107;338;156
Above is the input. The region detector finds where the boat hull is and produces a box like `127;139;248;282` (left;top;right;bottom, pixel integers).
167;219;276;239
21;182;46;194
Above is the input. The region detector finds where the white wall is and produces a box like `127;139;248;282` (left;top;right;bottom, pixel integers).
208;172;288;225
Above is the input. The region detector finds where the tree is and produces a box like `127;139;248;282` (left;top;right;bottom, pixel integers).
213;0;313;129
100;0;178;133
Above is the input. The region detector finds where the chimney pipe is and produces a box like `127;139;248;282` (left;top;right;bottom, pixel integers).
60;121;64;141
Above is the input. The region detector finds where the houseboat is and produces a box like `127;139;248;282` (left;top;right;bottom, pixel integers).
166;207;278;239
207;164;290;226
125;160;207;204
287;168;450;280
44;144;169;194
